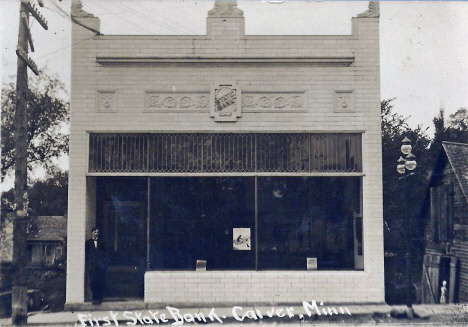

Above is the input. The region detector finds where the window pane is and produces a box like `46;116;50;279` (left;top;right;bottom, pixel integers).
310;134;362;172
258;177;361;270
203;134;255;172
257;134;310;172
149;134;203;173
149;177;255;270
89;134;148;173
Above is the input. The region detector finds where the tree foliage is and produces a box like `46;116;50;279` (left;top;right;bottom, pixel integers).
382;101;468;303
381;99;431;254
431;108;468;151
1;71;69;180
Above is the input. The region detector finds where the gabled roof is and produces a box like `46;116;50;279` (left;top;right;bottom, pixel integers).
443;141;468;203
28;216;67;242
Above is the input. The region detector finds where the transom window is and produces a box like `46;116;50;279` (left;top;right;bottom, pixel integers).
89;133;362;173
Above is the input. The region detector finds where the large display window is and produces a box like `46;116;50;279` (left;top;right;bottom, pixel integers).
149;177;256;270
145;176;361;271
258;177;361;270
92;133;364;272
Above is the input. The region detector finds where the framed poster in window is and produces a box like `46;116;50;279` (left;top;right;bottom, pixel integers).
233;228;251;250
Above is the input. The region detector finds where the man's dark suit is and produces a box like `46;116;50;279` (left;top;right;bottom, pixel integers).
85;238;107;304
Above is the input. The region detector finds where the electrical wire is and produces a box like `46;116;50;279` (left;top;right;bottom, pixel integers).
34;35;95;60
42;4;68;21
92;1;155;34
101;0;188;35
139;2;194;35
50;0;194;36
118;0;194;35
47;0;102;35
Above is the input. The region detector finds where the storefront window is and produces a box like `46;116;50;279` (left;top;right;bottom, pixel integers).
258;177;360;270
149;177;255;270
93;134;363;272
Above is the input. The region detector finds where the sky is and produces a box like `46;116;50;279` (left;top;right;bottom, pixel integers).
1;0;468;186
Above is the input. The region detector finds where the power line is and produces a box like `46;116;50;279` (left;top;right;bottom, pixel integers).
139;2;194;35
91;1;155;34
42;4;68;21
34;35;95;61
47;0;102;35
102;0;187;35
117;1;194;35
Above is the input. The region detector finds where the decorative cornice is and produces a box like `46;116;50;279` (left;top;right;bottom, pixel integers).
208;0;244;18
357;1;380;18
96;56;354;66
71;0;95;18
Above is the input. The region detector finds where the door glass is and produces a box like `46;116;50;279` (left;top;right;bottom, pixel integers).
106;204;144;266
97;177;147;267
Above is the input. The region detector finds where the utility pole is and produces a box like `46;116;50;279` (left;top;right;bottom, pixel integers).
12;1;46;325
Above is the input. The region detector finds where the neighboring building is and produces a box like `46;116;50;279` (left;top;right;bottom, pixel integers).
27;216;67;266
422;141;468;303
0;214;13;292
67;0;384;305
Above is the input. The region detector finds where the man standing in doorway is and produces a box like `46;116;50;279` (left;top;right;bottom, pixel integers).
85;227;107;305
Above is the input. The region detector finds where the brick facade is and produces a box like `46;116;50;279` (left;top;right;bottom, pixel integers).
67;1;384;305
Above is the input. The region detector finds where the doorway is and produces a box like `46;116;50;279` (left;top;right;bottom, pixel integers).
97;177;147;299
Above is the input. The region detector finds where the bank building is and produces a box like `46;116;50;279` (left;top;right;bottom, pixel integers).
67;0;384;305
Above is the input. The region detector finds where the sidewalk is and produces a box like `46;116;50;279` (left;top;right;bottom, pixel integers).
0;304;466;326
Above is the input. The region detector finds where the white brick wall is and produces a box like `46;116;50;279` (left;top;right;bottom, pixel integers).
145;271;380;305
67;5;383;305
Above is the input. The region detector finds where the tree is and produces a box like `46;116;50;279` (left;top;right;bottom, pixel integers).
1;72;69;312
2;167;68;218
381;99;431;244
448;108;468;133
381;99;432;303
28;167;68;217
1;71;69;181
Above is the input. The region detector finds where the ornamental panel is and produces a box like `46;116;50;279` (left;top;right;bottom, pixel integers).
334;90;355;113
210;83;242;122
97;91;117;112
144;92;210;112
242;92;306;112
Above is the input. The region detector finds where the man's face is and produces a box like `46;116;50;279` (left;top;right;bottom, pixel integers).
92;229;99;240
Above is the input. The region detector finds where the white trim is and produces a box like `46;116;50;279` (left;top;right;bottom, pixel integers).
85;130;367;134
96;56;355;66
85;132;90;173
145;270;367;275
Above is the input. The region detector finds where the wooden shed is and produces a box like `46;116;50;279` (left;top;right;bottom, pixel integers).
422;141;468;303
27;216;67;266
